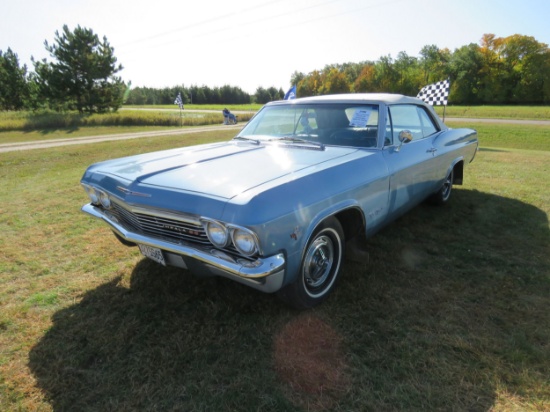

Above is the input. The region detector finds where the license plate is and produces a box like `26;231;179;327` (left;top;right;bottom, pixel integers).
138;244;166;266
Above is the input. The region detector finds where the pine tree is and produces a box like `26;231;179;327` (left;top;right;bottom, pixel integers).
34;25;125;113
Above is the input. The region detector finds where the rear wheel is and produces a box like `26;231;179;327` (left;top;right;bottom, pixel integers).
429;168;454;205
278;217;345;309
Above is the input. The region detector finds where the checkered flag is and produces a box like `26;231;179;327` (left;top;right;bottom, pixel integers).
174;93;184;109
417;79;450;106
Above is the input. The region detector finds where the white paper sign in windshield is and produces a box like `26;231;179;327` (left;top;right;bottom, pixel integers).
349;109;371;127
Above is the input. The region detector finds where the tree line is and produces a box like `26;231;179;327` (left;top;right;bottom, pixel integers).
291;34;550;105
1;28;549;114
124;85;284;106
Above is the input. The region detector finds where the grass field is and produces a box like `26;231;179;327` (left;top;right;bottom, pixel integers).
434;105;550;120
123;103;263;111
126;104;550;120
2;103;548;137
0;118;549;410
0;109;256;133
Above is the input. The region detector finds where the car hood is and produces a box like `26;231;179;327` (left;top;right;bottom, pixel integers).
92;141;362;200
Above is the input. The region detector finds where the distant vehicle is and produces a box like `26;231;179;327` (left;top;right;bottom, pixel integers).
81;93;478;308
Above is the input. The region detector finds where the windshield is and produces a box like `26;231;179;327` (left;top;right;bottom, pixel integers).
237;103;380;148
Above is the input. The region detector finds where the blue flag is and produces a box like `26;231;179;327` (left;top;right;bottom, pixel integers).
284;85;296;100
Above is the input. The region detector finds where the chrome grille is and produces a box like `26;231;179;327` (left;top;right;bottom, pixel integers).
110;202;209;245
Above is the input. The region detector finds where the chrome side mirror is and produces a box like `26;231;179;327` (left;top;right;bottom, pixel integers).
396;130;412;152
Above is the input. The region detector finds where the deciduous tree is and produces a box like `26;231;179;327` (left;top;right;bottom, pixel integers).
318;68;350;95
448;43;485;104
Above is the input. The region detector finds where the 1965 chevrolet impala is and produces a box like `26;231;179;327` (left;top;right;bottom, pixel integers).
81;94;478;308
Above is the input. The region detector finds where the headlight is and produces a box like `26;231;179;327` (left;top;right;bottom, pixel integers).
203;220;230;248
83;184;99;205
201;218;260;256
231;228;258;256
99;191;111;209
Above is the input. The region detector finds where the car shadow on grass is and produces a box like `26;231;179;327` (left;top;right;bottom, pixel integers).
29;189;550;411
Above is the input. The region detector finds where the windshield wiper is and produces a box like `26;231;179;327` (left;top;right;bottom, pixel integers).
269;136;325;150
233;136;260;145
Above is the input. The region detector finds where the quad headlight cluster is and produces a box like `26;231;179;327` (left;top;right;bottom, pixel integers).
82;184;112;209
82;183;259;258
201;218;260;257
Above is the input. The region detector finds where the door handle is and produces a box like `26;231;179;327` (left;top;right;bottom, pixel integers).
427;147;437;154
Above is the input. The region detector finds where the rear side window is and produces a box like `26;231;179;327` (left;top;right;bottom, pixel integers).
386;104;439;144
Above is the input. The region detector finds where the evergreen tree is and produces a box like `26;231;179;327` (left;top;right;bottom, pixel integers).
0;48;29;110
34;25;125;113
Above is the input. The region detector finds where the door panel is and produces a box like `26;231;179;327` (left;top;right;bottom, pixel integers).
384;104;443;220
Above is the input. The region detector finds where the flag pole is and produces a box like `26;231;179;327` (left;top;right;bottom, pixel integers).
443;104;447;123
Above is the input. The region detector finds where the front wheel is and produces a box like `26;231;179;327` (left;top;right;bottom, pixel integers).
429;168;454;205
278;217;345;309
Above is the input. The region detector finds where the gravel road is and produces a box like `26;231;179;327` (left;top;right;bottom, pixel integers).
0;124;242;153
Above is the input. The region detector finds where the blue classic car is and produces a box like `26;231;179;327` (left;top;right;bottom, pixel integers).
81;94;478;308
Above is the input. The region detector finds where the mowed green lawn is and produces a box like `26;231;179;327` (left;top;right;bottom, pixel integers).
0;122;549;411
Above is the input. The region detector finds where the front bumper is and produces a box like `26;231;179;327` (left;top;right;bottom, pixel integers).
81;203;286;293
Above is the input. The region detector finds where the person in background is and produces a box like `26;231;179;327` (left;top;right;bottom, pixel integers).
222;108;237;125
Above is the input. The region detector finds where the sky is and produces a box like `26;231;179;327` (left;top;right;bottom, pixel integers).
2;0;550;94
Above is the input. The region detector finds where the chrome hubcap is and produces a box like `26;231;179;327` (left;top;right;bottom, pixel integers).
441;172;453;200
303;235;334;290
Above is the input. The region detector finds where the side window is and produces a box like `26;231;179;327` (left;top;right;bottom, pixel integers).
417;107;438;137
387;104;439;142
